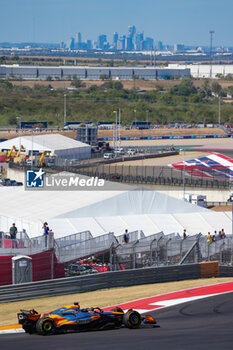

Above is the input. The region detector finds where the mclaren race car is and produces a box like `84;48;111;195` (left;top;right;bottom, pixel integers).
18;302;156;335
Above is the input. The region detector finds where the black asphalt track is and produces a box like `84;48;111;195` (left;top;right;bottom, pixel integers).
1;292;233;350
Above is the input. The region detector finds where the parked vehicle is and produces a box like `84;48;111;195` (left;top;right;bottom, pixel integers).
65;262;98;277
114;148;125;156
127;149;136;156
103;153;114;159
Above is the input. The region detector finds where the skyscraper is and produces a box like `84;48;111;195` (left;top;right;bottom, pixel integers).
142;37;154;51
126;36;134;51
97;34;108;50
67;37;75;50
113;32;118;50
136;32;144;50
128;25;136;39
127;25;136;50
117;35;126;50
157;41;163;51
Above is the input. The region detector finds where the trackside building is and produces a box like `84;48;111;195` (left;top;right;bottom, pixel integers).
0;65;190;80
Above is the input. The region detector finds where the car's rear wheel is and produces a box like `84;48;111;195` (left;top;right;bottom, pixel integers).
36;317;55;336
123;310;141;329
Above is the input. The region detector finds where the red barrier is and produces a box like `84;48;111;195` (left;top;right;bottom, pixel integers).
0;255;13;286
0;250;65;286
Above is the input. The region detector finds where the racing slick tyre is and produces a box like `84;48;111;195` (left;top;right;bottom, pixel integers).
36;317;55;336
123;310;141;329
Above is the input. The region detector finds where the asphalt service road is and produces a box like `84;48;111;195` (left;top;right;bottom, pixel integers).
1;292;233;350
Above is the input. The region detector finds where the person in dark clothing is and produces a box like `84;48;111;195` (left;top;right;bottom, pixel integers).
9;223;17;248
183;229;187;239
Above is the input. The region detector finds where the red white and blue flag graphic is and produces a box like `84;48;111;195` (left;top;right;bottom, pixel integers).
171;153;233;179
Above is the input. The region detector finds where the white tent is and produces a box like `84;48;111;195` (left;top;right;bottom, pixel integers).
0;186;232;238
0;134;91;159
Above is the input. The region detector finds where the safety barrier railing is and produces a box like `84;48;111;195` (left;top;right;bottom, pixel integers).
56;232;118;263
55;231;92;247
116;230;145;244
0;230;33;254
1;228;233;269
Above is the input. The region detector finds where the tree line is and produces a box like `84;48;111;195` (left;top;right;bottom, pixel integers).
0;77;233;127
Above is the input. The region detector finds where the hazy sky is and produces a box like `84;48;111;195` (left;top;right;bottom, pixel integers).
1;0;232;46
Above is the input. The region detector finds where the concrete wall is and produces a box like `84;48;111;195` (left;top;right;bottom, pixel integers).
7;167;25;184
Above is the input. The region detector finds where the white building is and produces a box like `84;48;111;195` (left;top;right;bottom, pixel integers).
169;64;233;78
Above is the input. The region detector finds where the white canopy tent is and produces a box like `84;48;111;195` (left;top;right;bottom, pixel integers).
0;186;232;238
0;134;91;159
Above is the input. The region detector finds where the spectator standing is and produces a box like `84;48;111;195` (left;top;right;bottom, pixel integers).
122;229;129;244
221;229;226;239
42;222;49;248
212;235;216;242
9;223;17;248
183;229;187;239
206;232;212;244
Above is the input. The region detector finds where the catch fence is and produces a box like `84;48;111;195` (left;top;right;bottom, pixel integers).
77;165;233;189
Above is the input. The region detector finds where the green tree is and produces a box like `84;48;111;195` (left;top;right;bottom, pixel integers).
99;74;109;81
71;78;85;88
211;82;222;96
227;86;233;98
113;81;123;90
8;115;17;125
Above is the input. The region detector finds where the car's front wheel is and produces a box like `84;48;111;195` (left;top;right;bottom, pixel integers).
123;310;141;329
36;317;55;336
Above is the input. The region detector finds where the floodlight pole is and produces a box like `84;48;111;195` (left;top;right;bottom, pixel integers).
31;133;33;169
180;149;186;200
118;109;121;149
218;97;221;125
64;93;67;126
209;30;215;78
113;110;117;150
16;117;22;156
134;109;137;126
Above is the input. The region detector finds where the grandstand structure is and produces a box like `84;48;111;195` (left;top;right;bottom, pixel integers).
0;228;232;269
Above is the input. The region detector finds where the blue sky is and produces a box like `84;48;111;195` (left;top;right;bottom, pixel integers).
0;0;232;46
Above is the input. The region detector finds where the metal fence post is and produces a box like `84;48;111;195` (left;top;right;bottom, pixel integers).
165;238;172;265
220;241;225;265
150;238;157;266
180;239;184;261
132;240;139;269
157;236;163;266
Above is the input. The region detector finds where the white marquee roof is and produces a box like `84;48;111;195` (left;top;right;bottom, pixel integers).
0;186;232;238
0;134;90;154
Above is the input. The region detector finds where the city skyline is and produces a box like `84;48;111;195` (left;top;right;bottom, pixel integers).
0;0;233;46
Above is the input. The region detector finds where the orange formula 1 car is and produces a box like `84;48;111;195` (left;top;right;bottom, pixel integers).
18;302;156;335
